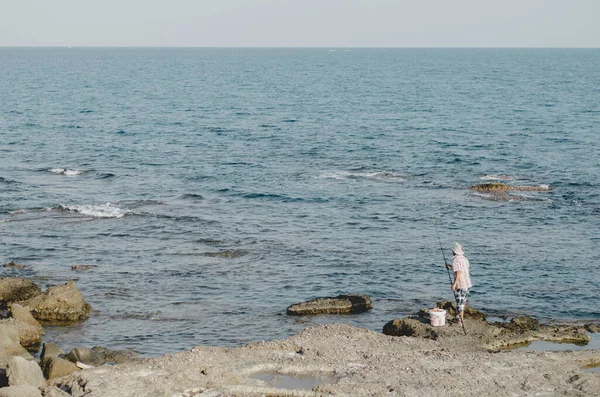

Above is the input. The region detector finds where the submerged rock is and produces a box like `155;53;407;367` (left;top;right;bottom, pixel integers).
203;249;248;259
469;183;551;192
0;278;42;303
286;294;372;315
2;262;28;270
470;182;513;192
71;265;97;271
22;280;91;323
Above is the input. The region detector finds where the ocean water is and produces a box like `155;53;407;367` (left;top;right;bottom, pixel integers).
0;48;598;356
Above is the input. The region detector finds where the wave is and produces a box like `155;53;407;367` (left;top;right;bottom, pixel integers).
179;193;205;201
48;168;84;176
479;174;515;181
117;200;165;209
59;203;131;218
320;170;406;182
0;177;19;184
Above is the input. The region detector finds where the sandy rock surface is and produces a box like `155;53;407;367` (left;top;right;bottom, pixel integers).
51;323;600;397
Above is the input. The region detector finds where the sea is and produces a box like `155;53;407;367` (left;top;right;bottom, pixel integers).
0;48;598;356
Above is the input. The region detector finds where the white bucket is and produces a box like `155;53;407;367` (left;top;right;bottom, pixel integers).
429;309;446;326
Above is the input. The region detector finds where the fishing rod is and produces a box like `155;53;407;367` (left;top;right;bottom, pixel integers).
432;217;467;335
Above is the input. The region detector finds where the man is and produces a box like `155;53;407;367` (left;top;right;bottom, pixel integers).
445;243;472;325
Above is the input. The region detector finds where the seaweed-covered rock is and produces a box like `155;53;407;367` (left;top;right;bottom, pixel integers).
584;323;600;333
2;262;28;270
502;316;541;332
469;183;551;192
0;278;42;303
469;182;513;192
287;294;371;315
436;301;486;321
383;318;439;340
23;280;91;323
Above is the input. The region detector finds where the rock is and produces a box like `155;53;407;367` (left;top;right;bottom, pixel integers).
0;385;42;397
0;278;42;303
22;280;91;323
436;301;486;321
9;304;43;332
503;316;541;331
469;182;513;192
203;250;247;258
6;356;45;388
41;343;65;361
469;183;551;192
383;318;439;339
65;347;105;367
40;386;71;397
0;323;31;358
91;346;139;364
0;318;43;348
71;265;97;271
286;294;371;315
584;323;600;333
40;356;80;380
2;262;28;270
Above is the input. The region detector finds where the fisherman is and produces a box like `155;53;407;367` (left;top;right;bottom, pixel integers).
445;243;472;325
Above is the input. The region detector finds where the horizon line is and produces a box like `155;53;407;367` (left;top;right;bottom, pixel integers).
1;45;599;50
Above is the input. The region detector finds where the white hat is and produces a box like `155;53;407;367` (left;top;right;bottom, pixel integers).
452;243;464;255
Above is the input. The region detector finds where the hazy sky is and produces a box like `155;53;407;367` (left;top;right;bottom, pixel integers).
1;0;598;47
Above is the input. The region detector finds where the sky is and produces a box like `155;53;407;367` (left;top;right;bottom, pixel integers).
1;0;598;47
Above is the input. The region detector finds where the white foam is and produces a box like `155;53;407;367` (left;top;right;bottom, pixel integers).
62;203;130;218
479;174;514;181
49;168;83;176
320;170;406;182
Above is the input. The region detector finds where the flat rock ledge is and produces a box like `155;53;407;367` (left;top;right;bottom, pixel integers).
383;310;590;351
286;294;371;315
50;323;600;397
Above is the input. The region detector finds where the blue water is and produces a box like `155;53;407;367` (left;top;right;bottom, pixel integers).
1;48;599;356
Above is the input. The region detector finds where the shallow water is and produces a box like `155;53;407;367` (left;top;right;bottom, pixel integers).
1;48;599;356
250;372;332;390
516;334;600;352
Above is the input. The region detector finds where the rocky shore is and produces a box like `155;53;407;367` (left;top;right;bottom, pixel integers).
1;277;599;396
